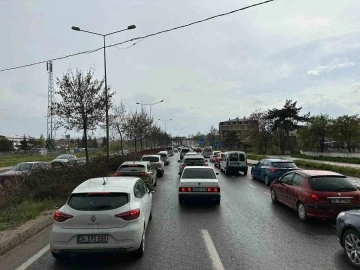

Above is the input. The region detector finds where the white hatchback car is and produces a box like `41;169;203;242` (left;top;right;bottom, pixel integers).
50;177;155;259
178;166;220;205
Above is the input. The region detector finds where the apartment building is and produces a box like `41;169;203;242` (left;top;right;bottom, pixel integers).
219;117;258;142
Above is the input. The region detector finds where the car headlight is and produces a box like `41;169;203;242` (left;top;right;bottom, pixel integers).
337;212;346;219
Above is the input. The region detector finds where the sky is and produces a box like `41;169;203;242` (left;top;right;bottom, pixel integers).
1;0;360;140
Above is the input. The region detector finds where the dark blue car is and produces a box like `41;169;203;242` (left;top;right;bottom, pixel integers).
336;210;360;268
251;158;298;186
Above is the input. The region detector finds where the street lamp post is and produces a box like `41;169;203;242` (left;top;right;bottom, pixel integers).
71;24;136;159
158;118;172;134
136;100;164;118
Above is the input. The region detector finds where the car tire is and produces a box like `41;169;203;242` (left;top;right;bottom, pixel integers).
264;175;270;186
149;211;152;221
51;252;65;260
270;188;277;203
342;229;360;268
251;170;256;180
297;202;307;222
153;178;157;187
134;227;145;257
243;170;247;176
225;167;229;175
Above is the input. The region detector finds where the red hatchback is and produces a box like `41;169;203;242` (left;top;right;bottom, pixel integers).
270;170;360;221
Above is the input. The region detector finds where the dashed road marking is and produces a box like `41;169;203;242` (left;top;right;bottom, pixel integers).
201;229;225;270
16;244;50;270
249;184;256;189
264;192;271;196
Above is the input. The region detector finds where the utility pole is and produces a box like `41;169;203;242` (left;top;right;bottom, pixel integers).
46;61;54;153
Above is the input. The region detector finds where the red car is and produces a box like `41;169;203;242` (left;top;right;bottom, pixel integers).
214;153;224;168
270;170;360;221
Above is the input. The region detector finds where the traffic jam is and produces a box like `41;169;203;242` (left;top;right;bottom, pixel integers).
50;146;360;268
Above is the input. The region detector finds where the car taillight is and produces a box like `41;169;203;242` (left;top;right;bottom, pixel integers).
140;172;148;176
181;164;187;167
114;171;122;176
269;168;278;172
54;211;73;222
203;163;208;166
311;194;319;201
207;187;220;192
115;209;140;220
179;187;192;192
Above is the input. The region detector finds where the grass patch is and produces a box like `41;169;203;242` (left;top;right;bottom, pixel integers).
0;199;60;231
292;153;360;165
292;160;360;177
247;153;268;160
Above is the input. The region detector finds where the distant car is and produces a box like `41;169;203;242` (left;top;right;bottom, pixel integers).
180;148;191;160
141;155;164;177
178;166;220;205
210;151;221;162
202;147;213;158
157;151;170;165
50;154;78;168
114;161;158;186
336;211;360;268
185;152;201;157
50;177;155;259
270;170;360;221
0;161;49;182
178;155;208;175
214;153;223;168
174;148;178;153
165;146;174;156
251;159;298;186
220;151;248;176
116;150;130;156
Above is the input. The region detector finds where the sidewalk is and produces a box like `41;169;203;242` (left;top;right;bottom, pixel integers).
247;159;360;188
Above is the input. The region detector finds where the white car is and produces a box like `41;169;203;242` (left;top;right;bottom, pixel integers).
178;166;220;205
50;177;155;259
210;151;221;162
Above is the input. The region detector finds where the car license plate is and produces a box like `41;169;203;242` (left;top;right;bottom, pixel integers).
331;199;351;204
193;187;207;192
77;235;108;244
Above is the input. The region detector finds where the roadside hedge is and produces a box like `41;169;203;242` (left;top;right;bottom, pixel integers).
292;153;360;165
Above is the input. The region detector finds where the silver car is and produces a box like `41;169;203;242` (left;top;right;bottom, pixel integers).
141;155;164;177
178;155;208;175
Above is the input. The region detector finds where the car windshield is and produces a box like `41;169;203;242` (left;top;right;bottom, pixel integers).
182;168;217;179
142;156;159;162
12;163;33;171
272;162;297;168
68;192;129;211
56;155;70;159
118;165;145;172
184;158;205;164
308;176;357;192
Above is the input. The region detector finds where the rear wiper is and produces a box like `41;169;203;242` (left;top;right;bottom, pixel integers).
336;188;356;191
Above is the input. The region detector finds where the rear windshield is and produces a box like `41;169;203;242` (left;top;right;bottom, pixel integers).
272;162;297;168
119;165;145;172
57;155;70;159
229;153;239;161
142;156;159;162
159;153;167;157
184;158;206;164
68;193;129;211
12;163;33;171
166;147;173;150
181;149;190;153
182;168;216;179
308;176;357;192
204;148;212;152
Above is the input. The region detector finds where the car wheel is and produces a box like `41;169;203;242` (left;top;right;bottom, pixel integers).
251;170;256;180
51;252;65;260
243;170;247;176
149;211;152;221
225;167;229;175
270;188;277;203
264;175;270;186
153;178;157;187
297;202;307;222
342;229;360;268
134;227;145;257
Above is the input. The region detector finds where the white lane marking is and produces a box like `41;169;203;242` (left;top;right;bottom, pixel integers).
249;184;256;189
264;192;271;196
201;229;225;270
16;244;50;270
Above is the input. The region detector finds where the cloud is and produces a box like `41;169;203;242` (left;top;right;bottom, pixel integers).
307;59;355;75
287;16;331;29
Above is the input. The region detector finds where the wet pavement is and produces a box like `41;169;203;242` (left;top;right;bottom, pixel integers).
0;155;355;270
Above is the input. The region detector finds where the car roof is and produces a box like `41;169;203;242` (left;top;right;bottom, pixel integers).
183;155;204;159
18;162;43;164
142;154;160;157
121;161;149;166
295;170;345;177
264;158;294;162
158;151;167;154
71;177;140;194
225;151;245;154
183;166;215;170
181;148;190;150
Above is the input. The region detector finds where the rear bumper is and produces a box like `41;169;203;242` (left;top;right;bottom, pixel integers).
305;204;360;219
227;166;248;172
179;193;220;202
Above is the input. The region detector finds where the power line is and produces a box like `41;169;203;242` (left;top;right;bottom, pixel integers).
0;0;275;73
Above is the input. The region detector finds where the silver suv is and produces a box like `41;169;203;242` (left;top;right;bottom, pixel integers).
141;155;164;177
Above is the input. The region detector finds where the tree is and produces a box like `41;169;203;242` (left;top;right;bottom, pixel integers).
53;68;114;163
0;136;14;152
267;100;309;152
331;115;360;152
92;137;98;148
298;114;331;152
223;131;239;149
76;138;81;148
248;109;273;154
20;135;29;151
110;102;127;155
206;125;218;147
38;134;46;148
46;136;56;150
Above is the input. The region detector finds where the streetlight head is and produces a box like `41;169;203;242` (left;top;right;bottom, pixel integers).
158;119;161;121
127;25;136;30
170;119;172;120
136;102;140;104
160;100;164;102
71;26;81;31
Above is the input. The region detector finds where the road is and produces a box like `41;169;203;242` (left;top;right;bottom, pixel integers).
0;155;355;270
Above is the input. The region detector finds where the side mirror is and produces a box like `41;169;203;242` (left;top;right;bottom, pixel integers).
178;172;181;175
216;172;219;175
205;160;208;162
178;160;181;162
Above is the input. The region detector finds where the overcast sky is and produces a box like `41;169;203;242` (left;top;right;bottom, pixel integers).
1;0;360;139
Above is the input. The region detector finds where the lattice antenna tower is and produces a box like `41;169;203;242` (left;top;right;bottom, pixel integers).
46;61;54;148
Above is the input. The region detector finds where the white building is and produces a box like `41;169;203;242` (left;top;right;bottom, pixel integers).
4;135;23;149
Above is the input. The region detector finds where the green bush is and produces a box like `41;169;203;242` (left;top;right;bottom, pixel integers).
247;153;268;160
292;153;360;164
293;160;360;177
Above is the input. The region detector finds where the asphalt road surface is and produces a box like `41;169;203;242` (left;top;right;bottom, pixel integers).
0;155;356;270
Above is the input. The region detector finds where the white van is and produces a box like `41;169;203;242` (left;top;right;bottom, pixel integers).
165;146;174;156
220;151;248;175
202;147;213;158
